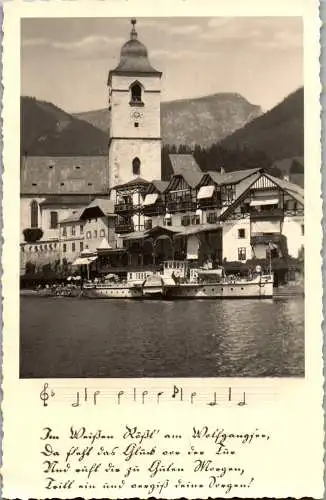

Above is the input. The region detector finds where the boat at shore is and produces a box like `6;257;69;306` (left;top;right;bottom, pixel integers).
82;261;274;300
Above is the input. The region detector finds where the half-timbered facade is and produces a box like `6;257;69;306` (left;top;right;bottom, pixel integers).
219;171;304;261
110;158;304;267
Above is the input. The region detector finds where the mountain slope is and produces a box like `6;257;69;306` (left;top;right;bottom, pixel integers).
218;87;304;161
74;92;262;148
161;93;262;147
21;96;108;156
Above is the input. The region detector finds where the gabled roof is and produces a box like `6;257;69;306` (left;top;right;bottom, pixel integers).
203;168;262;187
21;156;108;195
289;173;304;188
80;197;115;218
167;155;203;189
168;154;203;188
150;180;169;193
60;208;84;224
264;173;304;205
220;171;304;221
113;176;150;190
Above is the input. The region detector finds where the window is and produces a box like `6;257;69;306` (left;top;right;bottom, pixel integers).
63;243;67;253
163;217;172;227
30;200;38;228
62;226;67;237
132;157;141;176
60;182;64;186
100;229;105;238
86;231;91;239
207;212;217;224
72;242;75;252
181;215;190;226
50;211;58;229
241;203;250;214
238;247;246;261
80;241;84;252
71;226;76;236
238;229;246;239
191;215;200;225
134;122;139;128
130;82;142;104
301;224;304;236
80;224;84;235
94;230;98;239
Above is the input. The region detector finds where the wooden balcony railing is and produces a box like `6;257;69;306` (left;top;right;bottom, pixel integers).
142;204;166;216
115;203;134;214
198;199;221;210
166;200;197;213
250;208;284;220
115;223;134;234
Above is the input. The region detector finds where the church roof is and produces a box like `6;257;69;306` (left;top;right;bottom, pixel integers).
109;19;161;78
21;156;108;195
39;195;94;207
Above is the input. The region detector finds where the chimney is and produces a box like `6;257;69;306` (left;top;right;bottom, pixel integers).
283;174;289;182
220;166;225;174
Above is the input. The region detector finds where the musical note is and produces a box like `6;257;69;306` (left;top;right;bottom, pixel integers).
40;383;55;407
207;391;217;406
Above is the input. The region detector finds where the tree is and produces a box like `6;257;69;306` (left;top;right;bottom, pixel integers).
290;159;304;174
23;227;43;243
25;261;36;275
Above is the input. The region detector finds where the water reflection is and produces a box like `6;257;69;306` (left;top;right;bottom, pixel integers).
20;297;304;378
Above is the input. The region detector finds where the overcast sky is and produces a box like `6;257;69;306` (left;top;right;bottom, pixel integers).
21;17;303;114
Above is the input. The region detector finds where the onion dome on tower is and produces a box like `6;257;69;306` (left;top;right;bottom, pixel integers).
111;18;161;75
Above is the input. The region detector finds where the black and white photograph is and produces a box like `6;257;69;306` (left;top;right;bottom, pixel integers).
20;16;305;379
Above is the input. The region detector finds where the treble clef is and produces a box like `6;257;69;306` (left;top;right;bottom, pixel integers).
40;383;50;407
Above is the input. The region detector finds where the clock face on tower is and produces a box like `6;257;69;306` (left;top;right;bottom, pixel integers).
131;110;143;121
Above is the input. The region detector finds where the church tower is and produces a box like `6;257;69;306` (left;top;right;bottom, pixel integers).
107;19;162;188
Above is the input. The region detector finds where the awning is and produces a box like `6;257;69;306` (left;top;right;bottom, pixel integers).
197;185;215;199
72;256;98;266
143;193;159;206
250;198;279;206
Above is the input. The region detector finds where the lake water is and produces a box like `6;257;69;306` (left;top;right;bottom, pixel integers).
20;296;304;378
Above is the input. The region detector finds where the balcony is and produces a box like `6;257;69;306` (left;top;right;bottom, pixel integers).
250;208;284;220
166;199;197;213
197;198;221;210
115;203;134;214
142;202;166;217
115;223;134;234
251;232;282;245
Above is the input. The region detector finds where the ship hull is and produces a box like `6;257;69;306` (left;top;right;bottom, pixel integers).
82;285;144;299
165;280;273;299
